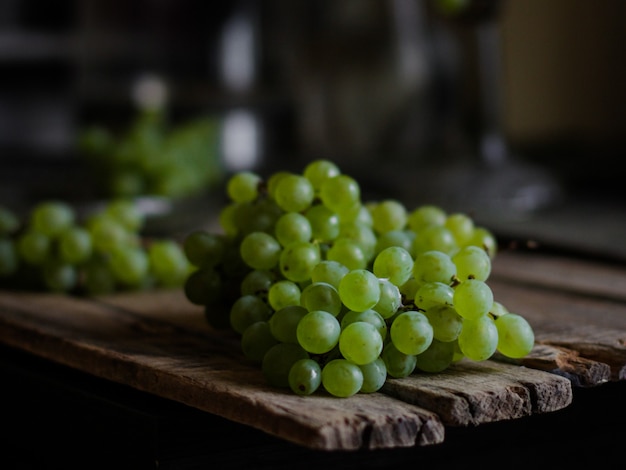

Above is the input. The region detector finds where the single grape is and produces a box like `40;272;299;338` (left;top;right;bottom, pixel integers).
240;269;275;298
273;174;315;213
370;200;408;234
373;246;413;287
412;250;456;285
358;357;387;393
453;279;494;320
495;313;535;358
108;245;149;287
310;260;349;290
183;230;225;268
326;238;367;270
424;304;463;342
303;159;340;192
374;229;413;255
279;241;321;283
381;342;417;378
305;204;340;242
411;225;457;256
340;309;387;341
414;339;455;373
338;269;381;312
300;282;342;316
458;315;498;361
17;230;50;265
468;226;498;259
339;321;383;365
229;294;272;335
184;267;222;305
296;310;341;354
227;171;261;203
444;213;474;246
372;279;402;319
452;245;491;281
148;240;189;287
337;222;377;263
274;212;313;247
30;201;75;237
240;231;282;271
415;281;454;311
407;205;446;232
104;199;145;232
58;226;93;265
269;305;308;343
319;175;361;215
241;321;279;363
390;310;434;356
288;358;322;396
321;359;363;398
268;279;301;310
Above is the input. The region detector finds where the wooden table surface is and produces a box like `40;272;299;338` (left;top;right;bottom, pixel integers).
1;247;625;468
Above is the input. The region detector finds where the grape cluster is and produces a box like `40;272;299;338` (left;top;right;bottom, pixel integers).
0;200;190;295
183;160;535;397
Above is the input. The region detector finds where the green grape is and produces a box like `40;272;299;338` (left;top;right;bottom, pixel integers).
338;269;380;312
415;281;454;311
239;231;281;271
17;230;50;265
373;246;413;287
269;305;308;343
104;199;145;232
453;279;494;320
305;204;339;242
266;171;291;200
240;269;275;298
296;310;341;354
0;237;18;276
148;240;189;287
262;342;309;388
411;225;456;256
321;359;363;398
227;171;261;203
490;300;509;318
381;342;416;378
0;206;19;235
337;221;377;262
414;339;455;373
184;267;222;305
407;205;446;232
274;212;312;247
30;200;75;237
42;260;77;292
341;309;387;341
88;213;134;253
303;159;340;192
339;321;384;365
358;357;387;393
452;245;491;281
229;294;272;335
279;241;321;283
234;199;282;237
319;175;361;215
495;313;535;358
370;200;407;234
458;315;498;361
468;226;497;259
108;245;149;287
219;202;239;237
288;358;322;396
267;279;301;310
412;250;457;285
310;260;349;290
273;174;315;213
390;310;433;356
83;259;116;295
326;238;367;271
183;230;225;268
341;203;373;227
58;226;93;265
241;321;278;363
424;304;463;342
373;279;402;319
374;229;413;255
300;282;342;316
445;213;474;246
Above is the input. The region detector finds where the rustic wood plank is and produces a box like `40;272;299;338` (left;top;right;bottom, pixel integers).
0;290;443;450
381;359;572;426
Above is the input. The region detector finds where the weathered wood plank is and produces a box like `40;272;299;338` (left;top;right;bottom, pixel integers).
0;290;444;450
382;359;572;426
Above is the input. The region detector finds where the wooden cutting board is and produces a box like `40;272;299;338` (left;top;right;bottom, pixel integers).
0;250;624;451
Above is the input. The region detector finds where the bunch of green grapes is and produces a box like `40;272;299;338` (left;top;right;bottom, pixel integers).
0;200;191;295
182;160;535;397
78;110;222;199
